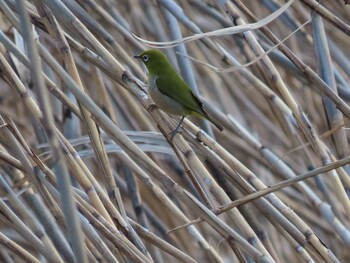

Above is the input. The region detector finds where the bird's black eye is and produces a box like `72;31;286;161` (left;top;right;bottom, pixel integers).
142;55;149;62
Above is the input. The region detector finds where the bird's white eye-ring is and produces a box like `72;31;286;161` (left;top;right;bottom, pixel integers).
142;55;149;62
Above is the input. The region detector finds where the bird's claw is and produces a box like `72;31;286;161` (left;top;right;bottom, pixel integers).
148;104;158;112
169;116;185;142
169;128;182;142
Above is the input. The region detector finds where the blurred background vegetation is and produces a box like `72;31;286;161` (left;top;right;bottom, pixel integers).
0;0;349;262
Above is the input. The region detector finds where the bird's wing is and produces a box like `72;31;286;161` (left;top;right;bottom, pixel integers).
156;74;224;131
155;74;205;115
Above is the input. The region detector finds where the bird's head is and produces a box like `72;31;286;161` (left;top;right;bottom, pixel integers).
134;49;169;75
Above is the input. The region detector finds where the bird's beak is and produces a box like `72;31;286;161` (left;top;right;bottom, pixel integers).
133;55;142;59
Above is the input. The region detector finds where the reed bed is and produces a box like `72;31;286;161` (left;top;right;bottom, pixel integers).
0;0;349;262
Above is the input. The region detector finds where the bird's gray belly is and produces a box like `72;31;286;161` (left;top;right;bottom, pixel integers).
148;76;187;116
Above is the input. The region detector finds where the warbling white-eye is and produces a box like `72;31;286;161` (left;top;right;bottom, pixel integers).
134;49;223;139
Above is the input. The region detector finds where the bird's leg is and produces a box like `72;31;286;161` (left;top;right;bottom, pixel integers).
170;116;185;141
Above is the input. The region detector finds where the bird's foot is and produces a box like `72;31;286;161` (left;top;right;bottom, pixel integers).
169;127;183;142
169;116;185;142
169;130;180;142
148;104;158;112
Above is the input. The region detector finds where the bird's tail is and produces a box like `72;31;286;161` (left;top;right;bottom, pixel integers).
193;110;224;131
204;113;224;131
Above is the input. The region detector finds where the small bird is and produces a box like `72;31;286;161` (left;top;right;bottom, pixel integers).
134;49;223;139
